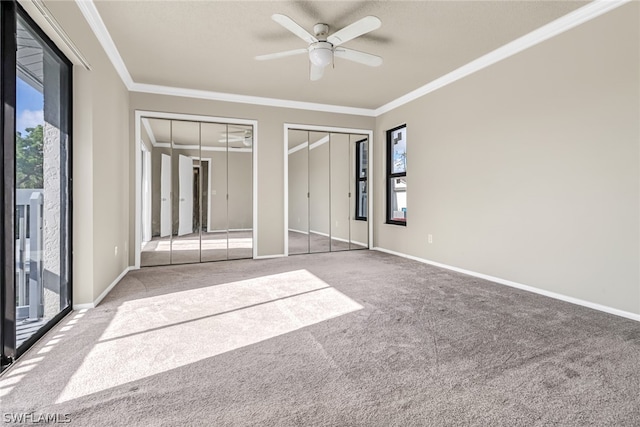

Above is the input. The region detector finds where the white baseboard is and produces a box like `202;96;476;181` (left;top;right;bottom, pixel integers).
72;266;133;310
295;229;368;247
206;228;252;233
288;228;309;235
310;231;368;248
329;235;349;244
254;254;286;260
373;247;640;323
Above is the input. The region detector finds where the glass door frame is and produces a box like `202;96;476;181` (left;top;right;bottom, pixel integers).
133;110;258;268
284;123;374;257
1;1;73;369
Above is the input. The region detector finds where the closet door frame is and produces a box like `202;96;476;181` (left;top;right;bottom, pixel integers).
133;111;258;268
284;123;373;257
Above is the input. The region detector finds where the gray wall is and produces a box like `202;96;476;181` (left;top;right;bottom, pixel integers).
374;3;639;314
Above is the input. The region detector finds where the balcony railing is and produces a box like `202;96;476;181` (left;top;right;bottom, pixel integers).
15;188;44;322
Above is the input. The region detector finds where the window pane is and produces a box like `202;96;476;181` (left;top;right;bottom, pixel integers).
355;139;368;221
389;177;407;221
358;141;368;178
390;126;406;174
15;15;71;347
358;181;368;218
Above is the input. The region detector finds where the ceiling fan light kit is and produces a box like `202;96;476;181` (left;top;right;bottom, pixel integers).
255;13;383;81
309;42;333;67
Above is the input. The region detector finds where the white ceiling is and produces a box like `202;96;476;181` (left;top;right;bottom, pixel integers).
91;1;589;110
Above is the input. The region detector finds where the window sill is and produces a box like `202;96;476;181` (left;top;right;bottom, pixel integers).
385;220;407;226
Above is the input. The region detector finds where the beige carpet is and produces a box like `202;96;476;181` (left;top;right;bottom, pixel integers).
1;250;640;426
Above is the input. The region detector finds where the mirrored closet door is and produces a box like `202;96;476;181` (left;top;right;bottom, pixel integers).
287;129;369;255
309;131;330;253
140;117;253;267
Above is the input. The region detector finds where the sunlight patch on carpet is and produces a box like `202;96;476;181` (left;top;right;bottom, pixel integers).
55;269;362;403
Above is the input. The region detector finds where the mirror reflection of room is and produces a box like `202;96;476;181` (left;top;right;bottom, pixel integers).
287;128;369;255
139;117;253;267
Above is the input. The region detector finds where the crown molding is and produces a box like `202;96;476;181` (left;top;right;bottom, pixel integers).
129;82;376;117
77;0;629;118
374;0;631;116
75;0;133;88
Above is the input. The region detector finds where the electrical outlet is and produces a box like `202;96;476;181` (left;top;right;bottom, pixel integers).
114;246;118;256
428;234;433;244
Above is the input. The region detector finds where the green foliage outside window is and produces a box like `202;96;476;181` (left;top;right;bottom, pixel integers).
16;124;43;189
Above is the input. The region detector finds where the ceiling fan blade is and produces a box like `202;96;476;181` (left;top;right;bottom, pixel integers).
310;63;325;81
272;14;317;44
327;16;381;47
255;48;308;61
334;47;383;67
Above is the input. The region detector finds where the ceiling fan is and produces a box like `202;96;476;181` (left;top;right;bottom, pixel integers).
255;14;383;81
218;128;252;146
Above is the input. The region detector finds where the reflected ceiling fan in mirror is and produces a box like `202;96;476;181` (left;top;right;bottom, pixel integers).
255;14;383;81
218;127;253;146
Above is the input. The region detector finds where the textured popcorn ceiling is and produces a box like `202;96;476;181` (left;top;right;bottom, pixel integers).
94;1;588;109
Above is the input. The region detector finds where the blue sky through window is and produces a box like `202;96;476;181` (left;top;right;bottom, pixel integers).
392;127;406;174
16;78;43;135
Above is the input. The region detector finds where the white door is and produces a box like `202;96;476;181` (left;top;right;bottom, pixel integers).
142;150;152;243
160;153;172;237
178;154;194;236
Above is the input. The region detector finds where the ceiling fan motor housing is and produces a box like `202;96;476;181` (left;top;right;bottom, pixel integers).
313;23;329;39
309;41;333;67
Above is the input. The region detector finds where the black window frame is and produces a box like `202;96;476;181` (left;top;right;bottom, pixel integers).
354;138;367;221
386;124;407;226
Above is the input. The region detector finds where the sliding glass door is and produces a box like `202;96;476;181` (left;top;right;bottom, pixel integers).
2;2;72;368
